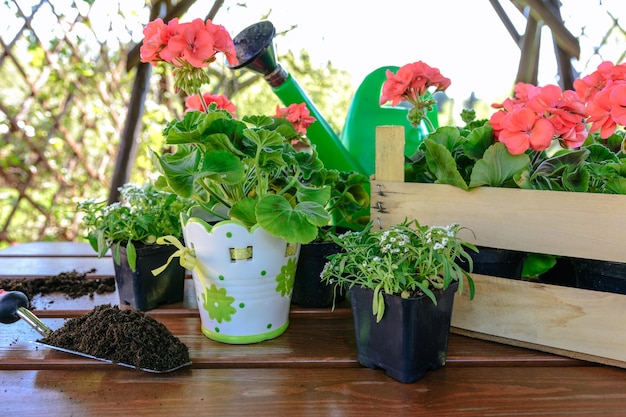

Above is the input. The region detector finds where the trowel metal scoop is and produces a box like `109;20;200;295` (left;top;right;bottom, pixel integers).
0;289;191;373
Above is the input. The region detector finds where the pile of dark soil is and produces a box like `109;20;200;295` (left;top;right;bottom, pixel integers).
39;304;190;372
0;269;115;301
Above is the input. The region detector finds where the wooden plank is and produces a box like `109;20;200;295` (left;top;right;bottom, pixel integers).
374;125;405;182
2;366;626;416
0;241;108;257
370;180;626;263
451;274;626;367
0;309;579;371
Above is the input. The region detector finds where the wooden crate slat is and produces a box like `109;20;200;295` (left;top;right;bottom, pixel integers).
451;274;626;367
371;181;626;263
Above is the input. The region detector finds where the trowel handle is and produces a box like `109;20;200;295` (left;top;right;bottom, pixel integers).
0;290;52;336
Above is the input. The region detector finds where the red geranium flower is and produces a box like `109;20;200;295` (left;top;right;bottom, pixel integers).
140;17;238;96
497;107;554;155
162;18;216;68
380;61;450;129
609;83;626;127
275;103;316;135
185;93;236;116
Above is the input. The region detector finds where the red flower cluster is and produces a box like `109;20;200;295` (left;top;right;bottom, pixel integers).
275;103;316;135
185;93;236;116
574;61;626;139
491;61;626;155
379;61;451;107
140;17;238;68
380;61;450;129
490;83;587;155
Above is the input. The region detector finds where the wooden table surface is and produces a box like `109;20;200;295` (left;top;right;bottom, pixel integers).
1;242;626;416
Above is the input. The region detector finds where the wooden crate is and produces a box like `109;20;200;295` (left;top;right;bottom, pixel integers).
371;125;626;367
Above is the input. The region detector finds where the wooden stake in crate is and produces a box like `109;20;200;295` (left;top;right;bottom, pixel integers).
371;125;626;368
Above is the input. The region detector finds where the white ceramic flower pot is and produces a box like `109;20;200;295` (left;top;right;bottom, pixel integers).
182;216;300;344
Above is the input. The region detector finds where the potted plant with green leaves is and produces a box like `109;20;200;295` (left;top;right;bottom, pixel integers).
291;165;371;307
321;219;475;383
77;183;193;310
140;17;332;343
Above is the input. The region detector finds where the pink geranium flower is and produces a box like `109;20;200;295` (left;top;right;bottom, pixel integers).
584;88;615;139
380;61;450;129
206;23;239;66
380;61;450;106
275;103;316;135
497;108;554;154
578;62;626;138
140;17;238;97
162;18;216;68
185;93;237;115
491;82;587;151
609;83;626;126
140;18;180;64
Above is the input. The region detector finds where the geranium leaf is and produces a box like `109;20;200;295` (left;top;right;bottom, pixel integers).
561;165;590;192
199;150;246;185
463;124;494;160
229;198;258;228
606;177;626;194
469;142;530;188
534;149;590;176
530;149;590;191
427;126;463;150
163;111;223;144
242;129;287;170
586;143;619;164
295;146;324;179
424;140;469;190
296;185;331;206
256;195;330;243
150;147;200;198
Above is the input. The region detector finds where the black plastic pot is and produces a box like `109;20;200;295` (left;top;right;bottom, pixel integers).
113;243;186;311
349;281;458;383
292;240;341;307
571;258;626;295
459;246;526;279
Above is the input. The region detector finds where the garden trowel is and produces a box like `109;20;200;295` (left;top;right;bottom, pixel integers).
0;289;190;373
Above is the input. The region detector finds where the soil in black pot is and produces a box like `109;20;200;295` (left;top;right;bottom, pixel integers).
38;304;190;372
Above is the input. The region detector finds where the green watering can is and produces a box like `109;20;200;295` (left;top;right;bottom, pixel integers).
341;66;439;176
229;21;438;176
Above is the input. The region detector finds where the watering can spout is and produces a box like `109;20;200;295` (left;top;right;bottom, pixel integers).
229;21;366;174
227;21;288;88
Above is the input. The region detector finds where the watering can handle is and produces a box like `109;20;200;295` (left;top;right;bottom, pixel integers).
341;66;438;176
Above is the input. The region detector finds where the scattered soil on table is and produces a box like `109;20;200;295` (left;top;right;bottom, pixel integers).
39;304;190;372
0;269;115;302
